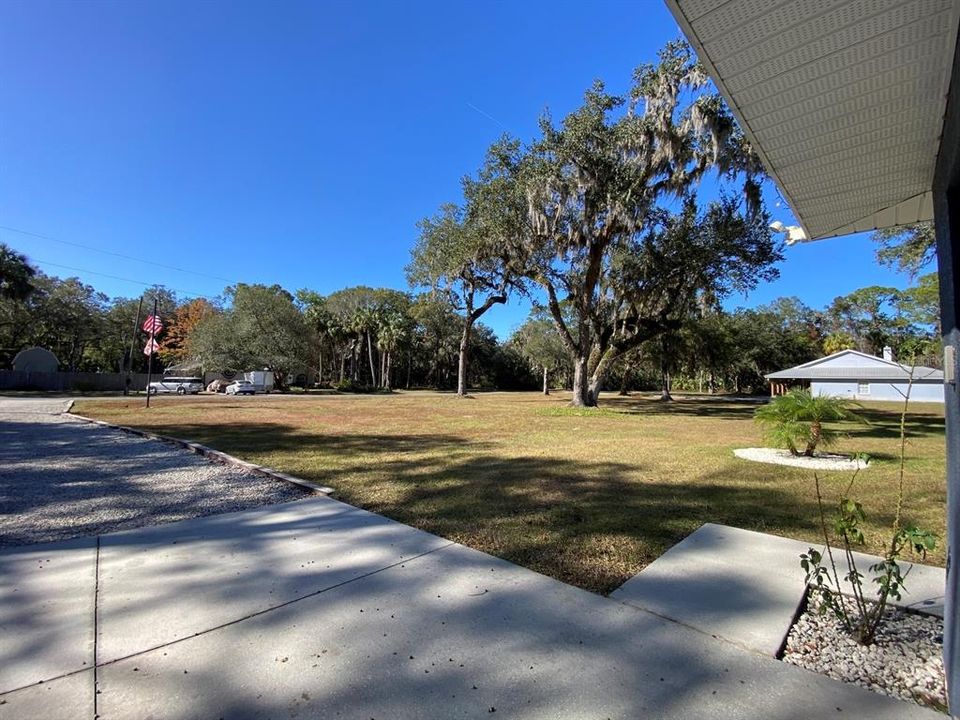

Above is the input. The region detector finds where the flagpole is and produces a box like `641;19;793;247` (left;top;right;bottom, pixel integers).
145;296;158;409
125;295;144;397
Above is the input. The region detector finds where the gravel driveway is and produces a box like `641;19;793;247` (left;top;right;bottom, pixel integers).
0;397;308;547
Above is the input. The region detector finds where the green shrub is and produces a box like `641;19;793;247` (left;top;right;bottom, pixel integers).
754;389;859;456
333;379;375;393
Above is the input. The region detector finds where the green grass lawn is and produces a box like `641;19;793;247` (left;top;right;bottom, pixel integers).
73;391;947;595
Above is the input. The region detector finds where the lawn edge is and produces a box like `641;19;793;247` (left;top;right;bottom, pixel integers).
62;411;334;496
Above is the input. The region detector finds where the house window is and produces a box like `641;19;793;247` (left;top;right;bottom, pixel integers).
857;382;870;394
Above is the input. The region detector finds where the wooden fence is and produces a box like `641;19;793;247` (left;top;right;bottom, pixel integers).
0;371;152;392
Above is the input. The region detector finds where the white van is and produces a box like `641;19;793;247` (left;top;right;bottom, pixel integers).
147;376;204;395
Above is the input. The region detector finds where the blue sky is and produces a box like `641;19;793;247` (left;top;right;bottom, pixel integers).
0;0;916;338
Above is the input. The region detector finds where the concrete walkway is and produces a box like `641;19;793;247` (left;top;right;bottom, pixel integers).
1;496;942;720
611;523;946;657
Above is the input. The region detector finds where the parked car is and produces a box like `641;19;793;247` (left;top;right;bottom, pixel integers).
225;380;256;395
147;376;203;395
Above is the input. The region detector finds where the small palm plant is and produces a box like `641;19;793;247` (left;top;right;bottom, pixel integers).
754;389;859;457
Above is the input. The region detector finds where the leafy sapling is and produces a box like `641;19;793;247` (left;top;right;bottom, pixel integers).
798;366;937;645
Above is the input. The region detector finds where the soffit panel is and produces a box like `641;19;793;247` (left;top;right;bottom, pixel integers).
774;117;931;170
713;0;916;78
667;0;960;239
680;0;737;22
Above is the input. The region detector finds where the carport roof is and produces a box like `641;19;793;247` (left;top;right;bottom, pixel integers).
665;0;960;240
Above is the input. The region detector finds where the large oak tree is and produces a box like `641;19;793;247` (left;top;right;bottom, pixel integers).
510;41;779;406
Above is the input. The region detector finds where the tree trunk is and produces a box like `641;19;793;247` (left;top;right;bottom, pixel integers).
542;365;550;395
659;336;673;401
618;369;629;396
406;348;412;389
805;421;822;457
660;370;672;401
317;347;323;387
588;376;602;405
457;319;472;397
571;356;596;407
339;352;346;382
366;332;377;387
385;351;392;390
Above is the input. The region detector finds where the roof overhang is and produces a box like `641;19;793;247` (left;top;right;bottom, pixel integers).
765;368;944;382
665;0;960;240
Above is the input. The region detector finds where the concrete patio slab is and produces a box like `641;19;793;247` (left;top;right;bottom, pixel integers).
95;539;940;720
97;495;452;662
0;537;96;692
610;523;946;657
0;668;93;720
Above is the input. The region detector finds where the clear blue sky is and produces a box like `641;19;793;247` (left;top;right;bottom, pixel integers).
0;0;916;338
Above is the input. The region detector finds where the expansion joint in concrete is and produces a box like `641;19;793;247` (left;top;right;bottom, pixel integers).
93;535;101;720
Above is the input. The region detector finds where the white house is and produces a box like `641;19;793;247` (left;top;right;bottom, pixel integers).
765;349;944;404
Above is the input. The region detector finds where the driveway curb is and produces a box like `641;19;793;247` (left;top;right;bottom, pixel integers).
63;412;333;496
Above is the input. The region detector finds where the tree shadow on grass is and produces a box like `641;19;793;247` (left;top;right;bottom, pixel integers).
844;406;944;440
596;395;763;420
148;421;824;594
1;414;825;594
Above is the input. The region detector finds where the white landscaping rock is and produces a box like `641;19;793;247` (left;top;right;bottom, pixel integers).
783;591;946;711
734;447;869;471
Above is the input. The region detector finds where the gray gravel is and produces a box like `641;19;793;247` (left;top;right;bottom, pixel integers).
0;398;308;547
783;590;946;711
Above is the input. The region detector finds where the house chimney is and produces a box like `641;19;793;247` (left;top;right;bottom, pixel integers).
882;346;894;362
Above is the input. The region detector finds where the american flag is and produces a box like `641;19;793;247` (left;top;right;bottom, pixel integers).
142;315;163;334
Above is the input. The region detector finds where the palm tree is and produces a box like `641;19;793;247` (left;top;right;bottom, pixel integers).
754;390;860;457
376;311;408;390
350;307;379;386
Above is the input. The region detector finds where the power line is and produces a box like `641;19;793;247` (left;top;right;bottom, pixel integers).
0;224;237;284
29;258;220;301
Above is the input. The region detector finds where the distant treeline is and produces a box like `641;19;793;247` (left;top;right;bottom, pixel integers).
0;258;939;396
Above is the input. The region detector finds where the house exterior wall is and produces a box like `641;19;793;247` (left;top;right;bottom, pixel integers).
812;380;944;403
934;35;960;712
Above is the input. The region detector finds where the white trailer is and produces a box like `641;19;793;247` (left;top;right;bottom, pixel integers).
243;370;274;393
